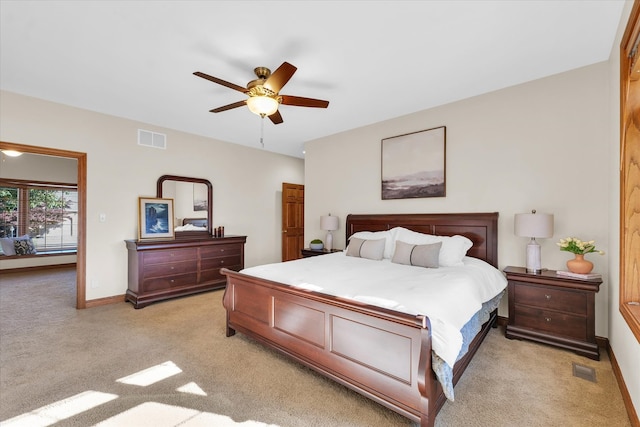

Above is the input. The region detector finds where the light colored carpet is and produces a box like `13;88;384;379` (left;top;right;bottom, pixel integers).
0;268;631;426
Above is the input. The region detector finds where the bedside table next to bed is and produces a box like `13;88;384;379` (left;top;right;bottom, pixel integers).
301;248;342;258
504;266;602;360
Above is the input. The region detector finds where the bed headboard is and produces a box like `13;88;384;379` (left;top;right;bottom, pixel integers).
345;213;499;268
182;218;208;228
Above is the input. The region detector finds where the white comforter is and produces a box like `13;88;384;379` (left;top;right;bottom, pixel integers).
240;252;507;368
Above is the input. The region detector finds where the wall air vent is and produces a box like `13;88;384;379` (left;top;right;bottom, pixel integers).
138;129;166;149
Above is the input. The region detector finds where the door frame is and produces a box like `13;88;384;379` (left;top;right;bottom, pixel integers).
0;141;87;309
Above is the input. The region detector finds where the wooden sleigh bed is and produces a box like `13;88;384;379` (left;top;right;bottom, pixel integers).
221;212;500;426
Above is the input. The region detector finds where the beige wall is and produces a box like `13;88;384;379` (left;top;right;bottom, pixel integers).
0;90;305;298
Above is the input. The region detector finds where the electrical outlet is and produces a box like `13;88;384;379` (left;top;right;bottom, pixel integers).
91;280;99;289
99;213;106;222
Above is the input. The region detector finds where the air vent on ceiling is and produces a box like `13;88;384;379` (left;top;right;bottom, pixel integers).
138;129;166;149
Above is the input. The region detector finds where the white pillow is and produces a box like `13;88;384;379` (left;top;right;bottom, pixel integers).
346;237;386;261
393;227;473;267
0;234;30;256
348;229;395;259
0;237;15;255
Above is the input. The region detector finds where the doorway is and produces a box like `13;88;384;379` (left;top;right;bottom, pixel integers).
0;141;87;308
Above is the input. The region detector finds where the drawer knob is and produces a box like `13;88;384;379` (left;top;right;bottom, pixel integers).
170;279;175;283
170;266;175;270
545;317;551;322
545;294;551;300
220;260;225;264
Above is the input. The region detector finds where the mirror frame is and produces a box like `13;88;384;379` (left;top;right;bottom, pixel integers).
157;175;213;238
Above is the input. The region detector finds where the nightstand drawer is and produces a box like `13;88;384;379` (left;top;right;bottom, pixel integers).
513;282;587;315
513;305;587;341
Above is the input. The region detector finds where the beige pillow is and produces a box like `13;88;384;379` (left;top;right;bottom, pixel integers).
346;237;385;260
391;240;441;268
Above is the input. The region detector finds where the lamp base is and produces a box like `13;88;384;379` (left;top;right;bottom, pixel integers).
325;232;333;251
525;238;542;274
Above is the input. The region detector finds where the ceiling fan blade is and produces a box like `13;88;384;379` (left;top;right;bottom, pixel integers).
264;62;297;93
280;95;329;108
268;110;283;124
194;71;247;93
210;100;246;113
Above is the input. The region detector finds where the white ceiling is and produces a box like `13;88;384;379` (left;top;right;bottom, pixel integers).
0;1;626;158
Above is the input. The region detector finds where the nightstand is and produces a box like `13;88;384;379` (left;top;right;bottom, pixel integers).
301;248;342;258
504;266;602;360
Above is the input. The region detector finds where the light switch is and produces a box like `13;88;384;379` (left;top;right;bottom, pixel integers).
99;213;106;222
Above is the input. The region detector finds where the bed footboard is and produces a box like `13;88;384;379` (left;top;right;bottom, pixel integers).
222;268;439;426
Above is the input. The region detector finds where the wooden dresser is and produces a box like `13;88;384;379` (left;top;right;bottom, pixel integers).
125;235;246;308
504;266;602;360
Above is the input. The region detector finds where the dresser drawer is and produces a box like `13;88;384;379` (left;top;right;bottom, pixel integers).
201;254;241;270
513;304;587;341
143;248;197;265
143;273;197;292
513;282;587;315
200;244;241;259
143;260;197;279
199;266;240;284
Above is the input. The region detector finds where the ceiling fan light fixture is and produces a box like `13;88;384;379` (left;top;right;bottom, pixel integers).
247;95;279;116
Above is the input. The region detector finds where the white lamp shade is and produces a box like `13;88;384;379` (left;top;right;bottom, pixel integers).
514;212;554;238
320;215;339;231
246;96;279;116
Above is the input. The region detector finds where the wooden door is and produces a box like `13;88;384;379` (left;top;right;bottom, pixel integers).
282;183;304;261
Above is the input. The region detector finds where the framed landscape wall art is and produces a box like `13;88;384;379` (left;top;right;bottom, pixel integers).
381;126;446;199
138;197;175;240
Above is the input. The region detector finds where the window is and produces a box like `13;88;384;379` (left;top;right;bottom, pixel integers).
0;179;78;254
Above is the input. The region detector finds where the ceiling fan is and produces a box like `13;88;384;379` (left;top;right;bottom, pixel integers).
194;62;329;125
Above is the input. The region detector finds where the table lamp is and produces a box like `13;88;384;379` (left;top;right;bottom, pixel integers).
320;214;339;251
514;209;554;273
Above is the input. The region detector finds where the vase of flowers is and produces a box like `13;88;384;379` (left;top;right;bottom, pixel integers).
557;237;604;274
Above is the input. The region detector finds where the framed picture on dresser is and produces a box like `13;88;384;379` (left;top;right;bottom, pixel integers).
138;197;174;240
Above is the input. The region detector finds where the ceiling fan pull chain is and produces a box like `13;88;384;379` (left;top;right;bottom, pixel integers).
260;114;265;148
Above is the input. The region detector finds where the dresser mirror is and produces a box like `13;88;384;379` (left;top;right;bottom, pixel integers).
156;175;212;238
